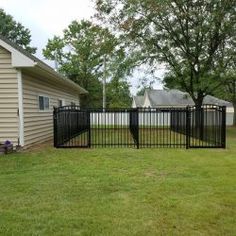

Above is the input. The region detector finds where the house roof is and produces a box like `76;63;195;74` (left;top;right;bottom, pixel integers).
145;89;232;107
133;96;144;107
0;34;88;94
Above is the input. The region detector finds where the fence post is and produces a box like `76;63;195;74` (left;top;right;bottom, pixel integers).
53;107;58;148
87;110;91;148
136;108;139;149
186;106;190;149
221;106;226;148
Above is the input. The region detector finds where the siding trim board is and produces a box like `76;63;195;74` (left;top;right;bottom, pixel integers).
17;69;24;146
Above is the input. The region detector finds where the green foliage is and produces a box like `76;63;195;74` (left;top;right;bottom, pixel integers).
95;0;236;106
214;71;236;125
0;8;36;53
213;42;236;104
107;78;132;108
214;73;236;103
43;20;131;108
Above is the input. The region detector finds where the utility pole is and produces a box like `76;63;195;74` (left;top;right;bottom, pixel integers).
54;52;58;71
103;55;107;110
54;60;58;71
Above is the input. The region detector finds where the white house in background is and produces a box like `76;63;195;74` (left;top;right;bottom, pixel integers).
132;95;144;108
132;89;234;125
0;35;87;148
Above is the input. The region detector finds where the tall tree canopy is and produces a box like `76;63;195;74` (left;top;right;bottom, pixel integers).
0;8;36;53
96;0;236;107
43;20;131;108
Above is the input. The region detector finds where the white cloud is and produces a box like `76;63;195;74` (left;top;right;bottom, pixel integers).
0;0;94;59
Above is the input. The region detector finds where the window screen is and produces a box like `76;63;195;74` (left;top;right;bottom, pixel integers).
39;96;44;110
44;97;49;109
39;96;50;110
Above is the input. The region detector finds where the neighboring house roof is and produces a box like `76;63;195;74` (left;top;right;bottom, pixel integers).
145;89;232;107
0;35;88;94
133;96;144;107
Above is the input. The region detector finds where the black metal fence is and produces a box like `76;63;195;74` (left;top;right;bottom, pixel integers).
53;105;226;149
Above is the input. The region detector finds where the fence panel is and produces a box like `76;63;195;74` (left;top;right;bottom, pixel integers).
54;106;90;147
90;109;135;147
139;108;186;148
188;105;226;148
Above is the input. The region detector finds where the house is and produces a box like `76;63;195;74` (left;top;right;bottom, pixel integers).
0;35;87;148
132;96;144;108
132;89;234;125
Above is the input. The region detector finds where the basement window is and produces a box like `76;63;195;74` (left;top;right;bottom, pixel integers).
39;95;50;111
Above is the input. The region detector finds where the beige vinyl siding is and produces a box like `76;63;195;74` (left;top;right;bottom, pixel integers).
0;46;19;145
22;72;80;147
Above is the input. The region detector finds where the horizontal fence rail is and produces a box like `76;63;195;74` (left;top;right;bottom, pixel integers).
53;105;226;149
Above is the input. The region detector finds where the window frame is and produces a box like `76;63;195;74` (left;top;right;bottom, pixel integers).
38;95;50;111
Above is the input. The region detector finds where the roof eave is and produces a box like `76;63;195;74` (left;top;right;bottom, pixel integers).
0;36;88;95
36;61;88;95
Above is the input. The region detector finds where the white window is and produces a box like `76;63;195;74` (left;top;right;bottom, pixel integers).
39;95;50;111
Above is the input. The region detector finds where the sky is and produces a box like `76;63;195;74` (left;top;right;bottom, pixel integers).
0;0;164;94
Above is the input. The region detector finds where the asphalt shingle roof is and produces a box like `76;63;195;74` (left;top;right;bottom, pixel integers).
146;89;232;107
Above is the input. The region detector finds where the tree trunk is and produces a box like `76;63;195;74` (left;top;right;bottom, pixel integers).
194;97;204;141
233;102;236;126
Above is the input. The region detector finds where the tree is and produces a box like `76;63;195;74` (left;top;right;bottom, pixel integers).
43;20;129;108
0;8;36;53
95;0;236;108
227;77;236;126
107;78;132;108
163;28;236;125
213;32;236;125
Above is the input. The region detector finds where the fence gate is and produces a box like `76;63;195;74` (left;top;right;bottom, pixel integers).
53;105;226;149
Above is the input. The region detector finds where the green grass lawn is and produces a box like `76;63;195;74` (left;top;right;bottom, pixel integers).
0;128;236;235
